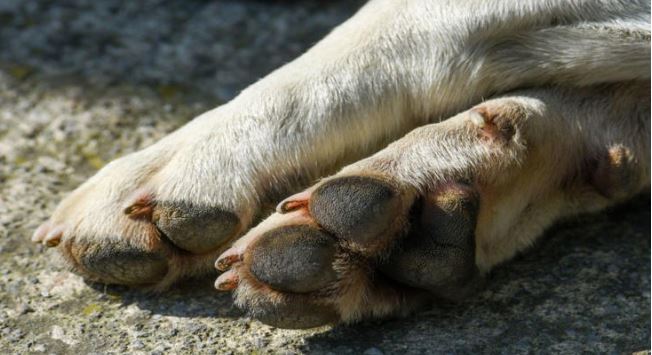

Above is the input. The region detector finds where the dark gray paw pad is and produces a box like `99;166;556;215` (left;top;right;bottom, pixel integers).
247;298;339;329
310;176;400;245
153;201;240;254
80;243;168;285
382;184;480;299
590;145;640;199
248;225;337;294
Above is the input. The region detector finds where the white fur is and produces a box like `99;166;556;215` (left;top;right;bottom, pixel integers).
39;0;650;290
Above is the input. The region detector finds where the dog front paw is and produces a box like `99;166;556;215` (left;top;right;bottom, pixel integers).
215;175;481;328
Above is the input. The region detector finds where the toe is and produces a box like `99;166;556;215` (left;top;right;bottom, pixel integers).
216;207;316;271
246;225;338;294
309;176;404;249
153;201;241;254
77;240;169;285
125;192;242;255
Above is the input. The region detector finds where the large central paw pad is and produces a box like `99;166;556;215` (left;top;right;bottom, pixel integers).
215;175;483;328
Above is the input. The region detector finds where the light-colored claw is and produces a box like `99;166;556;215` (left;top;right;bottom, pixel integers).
275;187;315;214
123;190;155;220
469;110;486;128
31;222;52;243
215;250;242;271
215;270;239;291
43;225;64;247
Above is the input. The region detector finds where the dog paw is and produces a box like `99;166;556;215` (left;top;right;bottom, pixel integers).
31;132;251;289
215;176;482;328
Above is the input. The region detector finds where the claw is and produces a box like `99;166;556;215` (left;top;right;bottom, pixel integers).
44;225;64;247
215;250;242;271
31;222;51;243
469;110;486;128
215;270;239;291
123;190;155;220
276;188;315;214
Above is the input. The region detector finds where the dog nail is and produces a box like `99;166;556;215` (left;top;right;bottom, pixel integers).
32;222;51;243
215;250;242;271
215;270;239;291
44;226;64;247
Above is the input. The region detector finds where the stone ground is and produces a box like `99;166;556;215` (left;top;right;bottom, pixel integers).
0;1;649;354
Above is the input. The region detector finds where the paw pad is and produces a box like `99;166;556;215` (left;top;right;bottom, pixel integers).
153;201;240;254
248;225;337;293
310;176;402;248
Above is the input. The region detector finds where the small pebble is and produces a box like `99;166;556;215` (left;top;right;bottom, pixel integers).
32;344;46;352
251;336;267;349
16;303;33;315
132;340;145;350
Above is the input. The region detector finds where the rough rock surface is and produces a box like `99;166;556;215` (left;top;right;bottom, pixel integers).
0;1;649;353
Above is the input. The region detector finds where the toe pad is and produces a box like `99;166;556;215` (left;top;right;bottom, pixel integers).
310;176;401;246
248;225;337;294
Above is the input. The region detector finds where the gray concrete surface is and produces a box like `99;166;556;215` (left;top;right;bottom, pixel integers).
0;1;649;353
